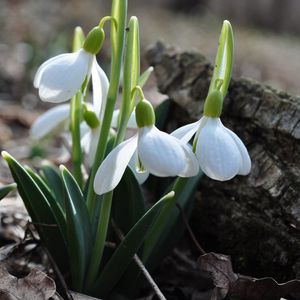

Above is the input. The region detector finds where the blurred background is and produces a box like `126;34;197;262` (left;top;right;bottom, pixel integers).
1;0;300;97
0;0;300;163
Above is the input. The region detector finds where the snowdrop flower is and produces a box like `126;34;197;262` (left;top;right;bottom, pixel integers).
172;90;251;181
30;58;109;142
94;99;199;195
30;104;70;139
31;59;144;182
34;27;104;103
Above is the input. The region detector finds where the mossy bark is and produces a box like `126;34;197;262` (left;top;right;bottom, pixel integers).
146;41;300;282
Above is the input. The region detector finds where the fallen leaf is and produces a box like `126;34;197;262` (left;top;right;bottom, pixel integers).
198;252;237;298
198;252;300;300
230;276;300;300
0;264;56;299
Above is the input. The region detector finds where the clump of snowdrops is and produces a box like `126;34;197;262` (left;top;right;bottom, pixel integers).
0;0;250;298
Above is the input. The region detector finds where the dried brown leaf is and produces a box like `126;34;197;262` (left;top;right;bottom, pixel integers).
198;253;237;298
0;264;56;300
198;252;300;300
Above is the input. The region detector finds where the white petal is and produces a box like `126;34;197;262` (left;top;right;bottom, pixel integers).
88;127;100;167
30;104;70;139
36;49;93;103
34;53;71;88
128;152;149;184
81;129;91;154
171;119;202;144
138;126;188;177
80;120;91;138
177;142;199;177
111;109;120;128
224;128;251;175
111;109;137;129
92;59;109;119
127;109;137;129
94;135;138;195
196;118;241;181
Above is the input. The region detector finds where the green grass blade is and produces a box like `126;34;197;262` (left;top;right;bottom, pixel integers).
112;167;145;234
25;166;67;244
144;172;203;270
60;165;92;291
91;191;174;298
0;183;17;200
41;164;66;210
1;151;68;272
155;99;171;131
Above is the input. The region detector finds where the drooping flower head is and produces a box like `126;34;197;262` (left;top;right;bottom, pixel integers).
172;89;251;181
34;26;105;103
94;98;199;195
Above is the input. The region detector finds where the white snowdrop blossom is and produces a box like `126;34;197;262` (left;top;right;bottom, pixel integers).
94;124;199;195
31;55;143;182
33;25;105;103
172;116;251;181
34;49;94;103
30;59;109;142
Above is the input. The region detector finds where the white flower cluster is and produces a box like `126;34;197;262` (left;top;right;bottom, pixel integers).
32;47;251;195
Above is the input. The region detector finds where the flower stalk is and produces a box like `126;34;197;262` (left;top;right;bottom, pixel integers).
86;0;127;215
115;16;140;146
70;27;85;187
85;0;128;288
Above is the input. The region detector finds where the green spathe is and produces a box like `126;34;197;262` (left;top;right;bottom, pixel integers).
83;105;100;129
83;27;105;55
135;99;155;128
203;89;223;118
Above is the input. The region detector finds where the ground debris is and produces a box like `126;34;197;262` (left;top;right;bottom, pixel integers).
198;252;300;300
0;264;60;300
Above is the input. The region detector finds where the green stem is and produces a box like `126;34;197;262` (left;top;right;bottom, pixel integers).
70;92;83;187
142;177;188;262
115;17;140;146
84;0;127;290
86;0;127;216
85;191;113;290
99;16;118;30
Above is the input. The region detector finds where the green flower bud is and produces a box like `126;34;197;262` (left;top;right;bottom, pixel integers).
83;105;100;128
135;99;155;128
83;27;105;55
203;89;223;118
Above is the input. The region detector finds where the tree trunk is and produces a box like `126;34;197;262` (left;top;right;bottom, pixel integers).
146;41;300;282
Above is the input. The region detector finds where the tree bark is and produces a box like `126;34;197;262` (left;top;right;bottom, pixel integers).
146;41;300;282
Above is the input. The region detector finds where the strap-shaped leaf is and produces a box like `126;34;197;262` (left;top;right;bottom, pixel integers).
1;152;68;272
41;164;66;210
60;165;92;290
155;99;171;131
0;183;17;200
91;191;174;298
112;167;145;234
25;166;67;244
144;172;203;269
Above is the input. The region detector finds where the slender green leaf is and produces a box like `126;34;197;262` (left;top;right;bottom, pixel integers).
0;183;17;200
1;152;68;272
144;172;203;269
112;167;145;234
60;165;92;290
138;66;153;88
208;20;233;98
41;164;65;210
155;99;171;131
91;191;174;298
25;166;67;244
